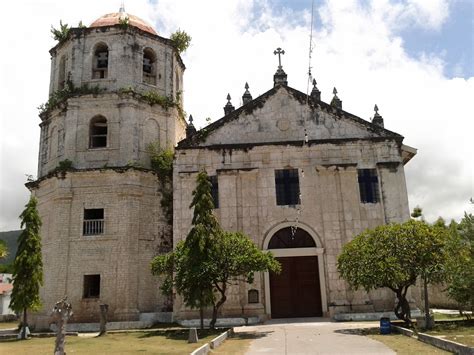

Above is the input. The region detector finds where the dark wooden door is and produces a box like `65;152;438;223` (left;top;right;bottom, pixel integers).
270;256;322;318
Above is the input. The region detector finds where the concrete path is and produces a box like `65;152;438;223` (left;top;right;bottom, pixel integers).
234;318;395;355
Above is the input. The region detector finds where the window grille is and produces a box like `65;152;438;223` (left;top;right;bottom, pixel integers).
83;208;104;235
89;117;107;148
83;274;101;298
248;289;259;304
358;169;380;203
275;169;300;206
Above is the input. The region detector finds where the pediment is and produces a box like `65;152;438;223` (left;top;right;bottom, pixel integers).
179;85;402;148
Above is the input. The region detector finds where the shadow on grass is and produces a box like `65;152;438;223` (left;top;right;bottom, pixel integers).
334;328;380;336
138;328;225;340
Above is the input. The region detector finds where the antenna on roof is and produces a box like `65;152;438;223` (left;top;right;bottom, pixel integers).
306;0;316;99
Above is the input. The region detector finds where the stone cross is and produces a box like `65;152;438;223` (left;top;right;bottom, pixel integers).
274;47;285;69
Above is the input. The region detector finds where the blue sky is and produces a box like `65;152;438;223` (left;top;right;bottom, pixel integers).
400;0;473;78
272;0;473;78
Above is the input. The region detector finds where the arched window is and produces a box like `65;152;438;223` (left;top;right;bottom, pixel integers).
268;227;316;249
89;116;107;148
143;48;156;85
248;289;259;304
58;55;66;90
93;43;109;79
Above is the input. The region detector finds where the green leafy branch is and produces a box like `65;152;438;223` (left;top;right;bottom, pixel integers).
38;81;103;114
51;20;71;43
170;29;192;54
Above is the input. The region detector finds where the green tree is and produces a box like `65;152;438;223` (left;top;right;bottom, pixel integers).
10;196;43;339
206;231;280;329
337;220;449;324
152;171;280;329
445;213;474;317
170;29;192;54
152;171;220;329
0;239;7;259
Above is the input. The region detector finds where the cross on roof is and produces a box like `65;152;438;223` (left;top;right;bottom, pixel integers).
274;47;285;69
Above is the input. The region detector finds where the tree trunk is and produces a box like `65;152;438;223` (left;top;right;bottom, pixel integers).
99;304;109;336
210;284;227;330
199;307;204;330
21;308;28;340
394;288;411;325
423;276;433;330
52;297;73;355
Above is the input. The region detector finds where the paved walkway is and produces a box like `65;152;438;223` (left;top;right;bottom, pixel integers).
234;318;395;355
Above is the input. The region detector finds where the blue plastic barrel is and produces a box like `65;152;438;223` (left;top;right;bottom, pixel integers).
380;317;391;334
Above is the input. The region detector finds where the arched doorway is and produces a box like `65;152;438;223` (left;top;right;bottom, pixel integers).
267;227;323;318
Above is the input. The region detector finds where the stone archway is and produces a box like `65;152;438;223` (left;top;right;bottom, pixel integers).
263;224;327;318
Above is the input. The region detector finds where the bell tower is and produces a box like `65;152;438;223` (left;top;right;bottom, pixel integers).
30;8;186;329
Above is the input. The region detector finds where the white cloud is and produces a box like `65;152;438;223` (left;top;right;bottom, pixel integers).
0;0;472;230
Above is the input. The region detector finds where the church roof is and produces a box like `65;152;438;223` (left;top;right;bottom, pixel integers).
178;84;404;149
90;12;158;35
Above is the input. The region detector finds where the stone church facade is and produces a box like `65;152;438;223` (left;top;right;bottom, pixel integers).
28;10;416;329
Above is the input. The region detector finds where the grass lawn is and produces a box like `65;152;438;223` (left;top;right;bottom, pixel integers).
352;328;450;355
0;328;222;354
426;321;474;347
433;312;468;321
368;333;451;354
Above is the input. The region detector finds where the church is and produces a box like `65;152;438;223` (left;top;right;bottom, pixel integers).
27;8;416;329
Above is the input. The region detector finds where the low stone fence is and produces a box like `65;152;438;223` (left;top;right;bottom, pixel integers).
190;329;234;355
392;325;474;355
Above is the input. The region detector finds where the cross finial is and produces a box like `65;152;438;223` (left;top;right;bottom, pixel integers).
274;47;285;69
119;1;126;13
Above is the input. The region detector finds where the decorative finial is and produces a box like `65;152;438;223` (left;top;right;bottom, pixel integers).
242;82;252;105
119;1;126;13
186;114;196;138
310;78;321;101
330;87;342;109
224;93;235;115
372;104;384;127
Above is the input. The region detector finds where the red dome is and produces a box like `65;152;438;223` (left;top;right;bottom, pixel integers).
90;12;157;35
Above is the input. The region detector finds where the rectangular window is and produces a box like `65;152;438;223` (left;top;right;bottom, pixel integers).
209;175;219;209
275;169;300;206
358;169;380;203
83;274;100;298
83;208;104;236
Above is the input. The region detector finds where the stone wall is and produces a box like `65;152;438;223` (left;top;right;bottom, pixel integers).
173;139;410;319
31;169;170;329
38;94;185;178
